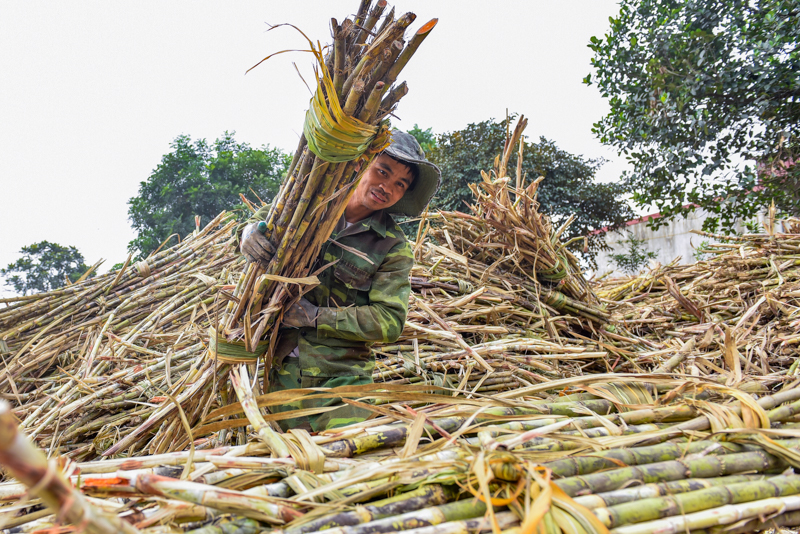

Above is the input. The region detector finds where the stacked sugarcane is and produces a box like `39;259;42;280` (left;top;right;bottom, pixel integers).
0;213;250;461
219;1;438;356
430;117;608;323
592;222;800;376
8;374;800;533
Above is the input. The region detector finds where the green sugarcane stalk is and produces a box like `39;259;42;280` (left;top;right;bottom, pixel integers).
545;440;749;478
381;18;437;89
377;81;407;118
186;517;262;534
286;484;459;534
556;449;785;498
284;134;308;187
317;499;491;534
358;81;386;121
353;0;387;48
0;402;140;534
595;474;800;528
133;474;301;524
390;511;520;534
331;19;346;98
573;474;763;510
609;494;800;534
695;508;800;534
367;39;404;91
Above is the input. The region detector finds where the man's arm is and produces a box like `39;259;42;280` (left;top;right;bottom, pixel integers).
315;240;413;344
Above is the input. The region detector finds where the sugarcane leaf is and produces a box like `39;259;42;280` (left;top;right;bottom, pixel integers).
519;467;553;534
260;274;320;286
723;325;743;386
550;506;587;534
701;383;770;429
551;483;609;534
400;413;427;459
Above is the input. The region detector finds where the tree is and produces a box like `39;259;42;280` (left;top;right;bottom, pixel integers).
1;241;93;295
609;232;657;274
587;0;800;233
127;132;289;257
420;117;635;262
407;124;437;154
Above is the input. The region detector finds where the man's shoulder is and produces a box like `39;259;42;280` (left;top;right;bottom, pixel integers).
380;211;408;244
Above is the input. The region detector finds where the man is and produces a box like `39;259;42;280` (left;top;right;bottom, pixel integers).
239;130;440;432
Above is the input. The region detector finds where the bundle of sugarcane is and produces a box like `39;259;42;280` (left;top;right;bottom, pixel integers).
7;375;800;533
427;118;598;309
219;0;438;356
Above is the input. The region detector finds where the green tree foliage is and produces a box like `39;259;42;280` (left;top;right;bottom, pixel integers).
127;132;289;257
587;0;800;233
1;241;92;295
407;124;437;154
609;232;657;274
420;117;635;261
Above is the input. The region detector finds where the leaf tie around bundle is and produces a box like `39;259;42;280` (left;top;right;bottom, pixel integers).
303;46;390;163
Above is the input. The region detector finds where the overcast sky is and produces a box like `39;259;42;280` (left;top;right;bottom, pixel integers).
1;1;625;296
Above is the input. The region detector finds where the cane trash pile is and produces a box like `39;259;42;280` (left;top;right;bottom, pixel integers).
4;4;800;534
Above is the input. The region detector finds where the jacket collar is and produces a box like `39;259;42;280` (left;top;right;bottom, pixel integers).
336;209;391;239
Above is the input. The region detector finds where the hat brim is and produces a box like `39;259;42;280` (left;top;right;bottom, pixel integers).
384;158;441;217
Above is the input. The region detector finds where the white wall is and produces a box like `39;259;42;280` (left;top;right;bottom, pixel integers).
593;209;772;276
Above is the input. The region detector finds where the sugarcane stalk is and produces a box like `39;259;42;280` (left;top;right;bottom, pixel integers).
331;19;346;98
555;449;784;498
594;474;800;528
286;484;459;534
315;499;491;534
373;6;395;38
608;494;800;534
386;512;520;534
377;81;408;118
0;401;140;534
358;81;386;122
381;18;438;88
132;474;302;524
544;440;748;478
353;0;387;48
229;365;291;458
573;474;763;510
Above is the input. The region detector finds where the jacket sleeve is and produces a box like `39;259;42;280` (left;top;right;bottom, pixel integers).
315;240;413;343
232;203;272;252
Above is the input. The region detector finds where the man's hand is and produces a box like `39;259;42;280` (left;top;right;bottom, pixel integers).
283;298;319;328
241;222;276;265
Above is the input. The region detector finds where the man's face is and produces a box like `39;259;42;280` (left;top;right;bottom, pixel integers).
351;154;413;213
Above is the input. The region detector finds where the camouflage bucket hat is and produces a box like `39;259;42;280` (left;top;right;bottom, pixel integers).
381;130;441;217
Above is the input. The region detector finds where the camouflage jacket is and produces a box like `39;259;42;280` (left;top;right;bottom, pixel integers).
241;206;413;377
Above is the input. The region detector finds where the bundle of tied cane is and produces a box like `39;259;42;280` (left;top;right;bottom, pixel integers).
216;1;437;361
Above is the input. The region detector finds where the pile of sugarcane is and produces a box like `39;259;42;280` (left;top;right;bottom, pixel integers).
7;373;800;533
220;0;438;354
6;5;800;532
593;223;800;377
425;116;598;311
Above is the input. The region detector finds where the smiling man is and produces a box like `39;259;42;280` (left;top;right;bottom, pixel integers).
239;130;440;432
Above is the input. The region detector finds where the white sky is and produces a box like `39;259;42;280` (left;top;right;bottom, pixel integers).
0;1;626;296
